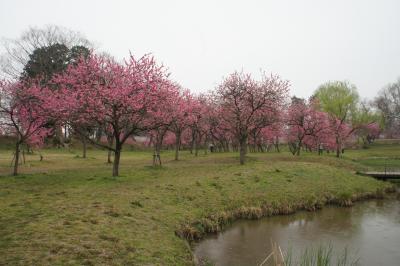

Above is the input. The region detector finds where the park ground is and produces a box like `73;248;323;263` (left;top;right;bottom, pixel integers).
0;141;399;265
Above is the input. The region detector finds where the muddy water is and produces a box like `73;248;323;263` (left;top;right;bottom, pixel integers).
194;199;400;266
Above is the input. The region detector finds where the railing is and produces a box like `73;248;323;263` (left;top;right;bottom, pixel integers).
383;158;399;175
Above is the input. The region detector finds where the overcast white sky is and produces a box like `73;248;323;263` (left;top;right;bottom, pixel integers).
1;0;399;99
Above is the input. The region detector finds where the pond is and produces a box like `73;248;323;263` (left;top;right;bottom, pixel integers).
194;198;400;266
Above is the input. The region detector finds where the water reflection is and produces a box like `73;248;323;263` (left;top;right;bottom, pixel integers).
194;200;400;266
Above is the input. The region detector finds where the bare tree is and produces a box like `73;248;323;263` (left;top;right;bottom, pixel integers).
374;79;400;138
0;25;91;79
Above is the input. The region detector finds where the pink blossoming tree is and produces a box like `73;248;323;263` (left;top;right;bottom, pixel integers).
52;53;168;176
0;79;52;175
286;98;330;155
215;71;289;164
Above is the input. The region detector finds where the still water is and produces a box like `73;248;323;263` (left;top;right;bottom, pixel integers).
194;199;400;266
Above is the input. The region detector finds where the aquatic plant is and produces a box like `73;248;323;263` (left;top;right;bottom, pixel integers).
286;245;358;266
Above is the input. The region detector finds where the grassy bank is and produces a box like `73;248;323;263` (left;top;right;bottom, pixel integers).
0;143;396;265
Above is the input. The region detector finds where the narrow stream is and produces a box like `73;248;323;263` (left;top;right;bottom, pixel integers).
194;198;400;266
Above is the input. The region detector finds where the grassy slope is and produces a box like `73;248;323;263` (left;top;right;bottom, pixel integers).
0;143;396;265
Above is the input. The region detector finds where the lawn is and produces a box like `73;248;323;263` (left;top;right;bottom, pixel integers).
343;140;400;172
0;143;396;265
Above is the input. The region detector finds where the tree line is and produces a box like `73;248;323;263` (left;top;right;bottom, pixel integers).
0;26;397;176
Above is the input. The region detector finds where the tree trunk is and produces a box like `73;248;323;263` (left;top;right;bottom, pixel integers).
153;129;166;166
204;139;208;155
152;151;157;166
258;144;264;152
107;136;114;164
55;124;64;147
296;140;302;156
275;136;280;152
112;148;121;177
194;140;199;156
82;138;87;158
336;136;341;158
175;132;181;161
252;132;257;153
107;150;113;164
239;137;247;165
26;144;32;154
13;142;20;176
64;125;68;140
152;147;157;166
153;137;162;166
194;134;199;157
289;142;297;155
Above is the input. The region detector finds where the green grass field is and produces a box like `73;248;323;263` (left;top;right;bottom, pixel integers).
0;142;397;265
343;141;400;172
